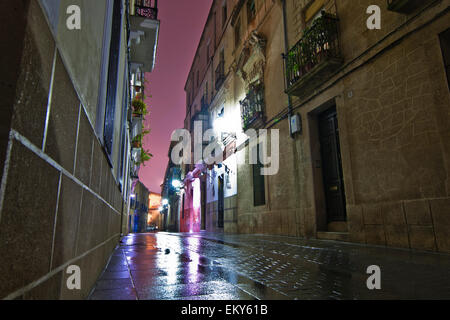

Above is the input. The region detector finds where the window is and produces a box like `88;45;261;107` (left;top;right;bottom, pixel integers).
219;49;224;63
439;28;450;88
247;0;256;23
235;18;241;48
104;0;123;158
222;2;228;28
304;0;325;26
252;143;266;207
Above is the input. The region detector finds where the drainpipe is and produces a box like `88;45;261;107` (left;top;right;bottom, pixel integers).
282;0;294;139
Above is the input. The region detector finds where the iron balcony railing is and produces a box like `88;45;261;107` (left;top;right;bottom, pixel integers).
240;82;265;131
215;60;225;91
134;0;158;20
284;12;341;91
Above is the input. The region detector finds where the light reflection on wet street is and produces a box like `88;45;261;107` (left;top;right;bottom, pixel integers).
89;232;450;300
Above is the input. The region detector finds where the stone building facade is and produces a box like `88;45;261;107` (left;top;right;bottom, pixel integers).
180;0;450;253
0;0;159;299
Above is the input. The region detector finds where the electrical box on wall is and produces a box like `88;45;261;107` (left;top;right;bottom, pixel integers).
290;113;302;135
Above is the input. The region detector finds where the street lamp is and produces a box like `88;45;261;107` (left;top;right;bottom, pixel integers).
172;179;183;189
162;198;169;205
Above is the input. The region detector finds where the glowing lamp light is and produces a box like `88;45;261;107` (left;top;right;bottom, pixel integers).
130;194;136;199
214;116;227;134
162;199;169;205
172;179;182;189
213;107;240;134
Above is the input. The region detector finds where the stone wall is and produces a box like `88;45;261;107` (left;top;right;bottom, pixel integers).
339;10;450;252
205;196;238;233
0;1;124;299
232;0;450;254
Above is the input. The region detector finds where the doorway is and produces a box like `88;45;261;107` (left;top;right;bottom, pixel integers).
318;106;347;223
218;175;224;228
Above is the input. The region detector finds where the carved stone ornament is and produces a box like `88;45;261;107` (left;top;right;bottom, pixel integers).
236;31;267;89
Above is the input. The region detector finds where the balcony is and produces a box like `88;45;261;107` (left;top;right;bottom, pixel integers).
131;161;140;180
131;68;144;99
131;115;143;140
284;12;342;98
387;0;433;13
135;0;158;19
132;69;144;88
240;82;265;131
132;148;142;163
215;60;226;91
129;0;160;73
130;147;142;180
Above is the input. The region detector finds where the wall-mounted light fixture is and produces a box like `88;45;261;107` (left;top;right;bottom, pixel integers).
171;179;183;189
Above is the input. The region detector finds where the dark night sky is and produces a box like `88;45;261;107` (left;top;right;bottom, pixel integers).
140;0;212;193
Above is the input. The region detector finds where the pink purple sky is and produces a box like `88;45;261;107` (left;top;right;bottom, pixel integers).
140;0;212;194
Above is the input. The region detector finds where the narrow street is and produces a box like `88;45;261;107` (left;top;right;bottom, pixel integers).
89;233;450;300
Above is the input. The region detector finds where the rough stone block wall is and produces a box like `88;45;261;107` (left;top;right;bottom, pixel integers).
0;1;124;299
204;195;238;233
341;8;450;253
233;0;450;254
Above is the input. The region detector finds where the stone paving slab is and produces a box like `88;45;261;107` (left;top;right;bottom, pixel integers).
88;232;450;300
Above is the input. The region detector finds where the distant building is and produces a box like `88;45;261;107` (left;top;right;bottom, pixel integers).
148;192;163;230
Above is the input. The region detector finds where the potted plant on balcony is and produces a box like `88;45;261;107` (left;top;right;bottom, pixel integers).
287;50;300;86
132;126;150;148
132;96;148;117
132;135;142;149
139;149;153;166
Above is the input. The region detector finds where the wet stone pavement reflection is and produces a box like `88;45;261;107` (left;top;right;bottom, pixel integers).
89;232;450;300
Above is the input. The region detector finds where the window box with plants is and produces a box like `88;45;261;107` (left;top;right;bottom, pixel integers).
130;90;152;178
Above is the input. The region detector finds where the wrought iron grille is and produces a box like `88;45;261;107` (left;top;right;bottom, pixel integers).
285;12;340;89
135;0;158;19
240;82;265;130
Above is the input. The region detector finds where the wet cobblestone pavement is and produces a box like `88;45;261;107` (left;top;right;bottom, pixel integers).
89;232;450;300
